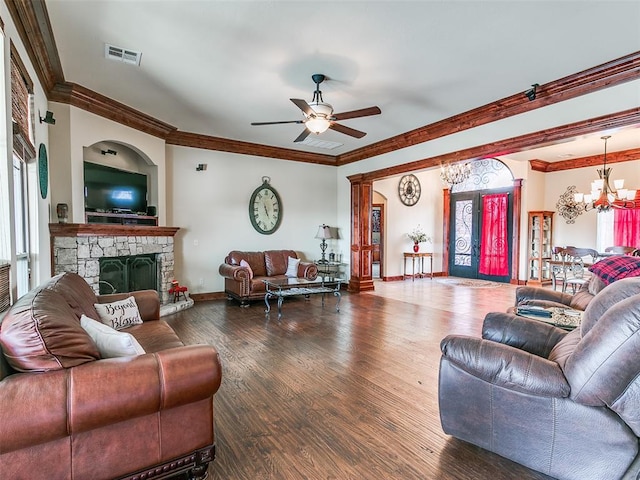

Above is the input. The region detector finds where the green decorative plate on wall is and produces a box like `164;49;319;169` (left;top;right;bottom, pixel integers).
38;143;48;199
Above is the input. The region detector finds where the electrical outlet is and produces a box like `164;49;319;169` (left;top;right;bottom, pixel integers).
193;239;199;246
199;278;204;287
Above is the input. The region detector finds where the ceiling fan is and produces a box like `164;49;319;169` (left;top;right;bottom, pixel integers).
251;74;381;143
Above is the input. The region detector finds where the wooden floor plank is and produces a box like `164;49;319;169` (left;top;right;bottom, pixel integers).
165;278;553;479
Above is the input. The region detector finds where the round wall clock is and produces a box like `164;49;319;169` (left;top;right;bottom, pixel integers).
398;174;421;206
38;143;48;199
249;176;282;235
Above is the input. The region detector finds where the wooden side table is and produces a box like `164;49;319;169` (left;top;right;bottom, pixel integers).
403;252;433;281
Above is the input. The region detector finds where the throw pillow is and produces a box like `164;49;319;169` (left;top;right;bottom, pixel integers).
240;259;254;279
94;296;143;330
588;256;640;286
80;314;145;358
285;256;300;278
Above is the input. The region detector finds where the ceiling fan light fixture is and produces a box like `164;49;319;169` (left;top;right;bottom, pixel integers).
305;117;331;134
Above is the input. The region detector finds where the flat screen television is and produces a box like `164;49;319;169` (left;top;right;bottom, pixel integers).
84;162;148;214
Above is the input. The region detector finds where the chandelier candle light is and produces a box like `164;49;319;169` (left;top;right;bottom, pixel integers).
441;160;471;186
573;136;637;212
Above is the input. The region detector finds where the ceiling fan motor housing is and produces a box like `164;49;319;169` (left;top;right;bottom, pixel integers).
309;102;333;118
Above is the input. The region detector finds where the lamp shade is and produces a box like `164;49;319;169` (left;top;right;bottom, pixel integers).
315;225;333;239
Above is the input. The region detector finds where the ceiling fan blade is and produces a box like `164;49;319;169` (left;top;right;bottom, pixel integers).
251;120;303;126
293;128;311;143
290;98;315;117
329;122;367;139
332;106;381;121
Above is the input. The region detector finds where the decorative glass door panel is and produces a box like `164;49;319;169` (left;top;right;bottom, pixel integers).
449;194;478;278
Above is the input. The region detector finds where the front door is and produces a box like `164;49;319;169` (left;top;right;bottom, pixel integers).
449;189;513;282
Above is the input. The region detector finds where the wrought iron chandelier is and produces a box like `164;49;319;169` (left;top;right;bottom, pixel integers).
440;161;471;186
573;136;638;212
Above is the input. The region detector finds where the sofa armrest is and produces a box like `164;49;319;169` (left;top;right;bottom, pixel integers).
69;345;221;433
515;286;572;307
298;261;318;280
440;335;570;397
219;263;251;281
97;289;160;321
482;312;567;358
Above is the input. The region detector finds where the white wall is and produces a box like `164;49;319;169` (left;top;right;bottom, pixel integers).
166;146;337;294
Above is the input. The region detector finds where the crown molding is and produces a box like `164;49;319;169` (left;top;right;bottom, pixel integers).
166;131;336;165
50;82;178;138
529;160;550;172
336;51;640;166
355;107;640;182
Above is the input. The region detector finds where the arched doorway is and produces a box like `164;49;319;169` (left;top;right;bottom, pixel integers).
448;158;515;282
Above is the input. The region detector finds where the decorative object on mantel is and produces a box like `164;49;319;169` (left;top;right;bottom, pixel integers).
315;224;335;263
407;225;431;253
556;186;585;224
573;136;638;212
56;203;69;223
440;160;471;186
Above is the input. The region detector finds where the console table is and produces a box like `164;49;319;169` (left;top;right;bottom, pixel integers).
403;252;433;281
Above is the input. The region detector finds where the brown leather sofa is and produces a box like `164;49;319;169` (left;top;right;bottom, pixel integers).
219;250;318;305
439;276;640;480
0;272;222;480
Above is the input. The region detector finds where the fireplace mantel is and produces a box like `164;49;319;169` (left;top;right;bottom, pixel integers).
49;223;180;237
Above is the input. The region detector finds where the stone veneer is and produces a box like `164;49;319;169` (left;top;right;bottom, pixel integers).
50;224;180;305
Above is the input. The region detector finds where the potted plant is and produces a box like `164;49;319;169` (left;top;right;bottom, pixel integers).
407;225;431;252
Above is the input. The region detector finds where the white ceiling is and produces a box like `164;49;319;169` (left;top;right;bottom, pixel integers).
45;0;640;162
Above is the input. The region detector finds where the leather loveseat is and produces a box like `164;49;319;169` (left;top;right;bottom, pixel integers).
0;272;222;480
219;250;318;306
439;276;640;480
514;275;600;312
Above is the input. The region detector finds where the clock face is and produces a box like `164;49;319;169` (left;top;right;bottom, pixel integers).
249;183;282;234
398;174;421;206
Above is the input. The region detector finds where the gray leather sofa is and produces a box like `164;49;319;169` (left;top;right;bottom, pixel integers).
438;276;640;480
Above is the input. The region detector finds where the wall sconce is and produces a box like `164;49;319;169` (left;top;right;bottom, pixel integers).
556;185;585;224
100;149;117;155
525;83;539;101
196;163;207;171
39;110;56;124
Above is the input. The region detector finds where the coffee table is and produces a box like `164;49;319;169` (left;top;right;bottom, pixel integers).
263;276;344;318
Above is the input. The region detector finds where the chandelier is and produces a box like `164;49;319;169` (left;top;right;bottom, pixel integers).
440;161;471;186
573;136;638;212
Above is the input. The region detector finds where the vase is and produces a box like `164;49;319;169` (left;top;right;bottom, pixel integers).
413;242;419;253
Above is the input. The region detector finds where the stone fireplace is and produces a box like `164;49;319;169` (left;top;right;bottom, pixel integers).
50;223;180;304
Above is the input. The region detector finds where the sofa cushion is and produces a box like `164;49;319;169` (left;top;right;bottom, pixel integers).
265;250;297;276
227;251;266;277
94;296;143;330
0;288;100;372
46;272;101;320
588;255;640;286
285;256;300;277
80;315;145;358
580;276;640;336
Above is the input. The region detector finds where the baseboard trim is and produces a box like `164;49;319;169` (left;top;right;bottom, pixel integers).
190;292;227;302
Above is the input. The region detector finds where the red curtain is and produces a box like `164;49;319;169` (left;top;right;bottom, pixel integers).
614;209;640;247
479;193;509;276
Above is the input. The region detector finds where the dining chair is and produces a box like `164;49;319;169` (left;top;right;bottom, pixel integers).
605;246;636;255
561;247;599;294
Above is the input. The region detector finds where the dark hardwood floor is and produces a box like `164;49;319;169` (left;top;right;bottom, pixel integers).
164;278;553;480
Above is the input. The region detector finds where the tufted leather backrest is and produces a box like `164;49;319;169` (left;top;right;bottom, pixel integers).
264;250;297;276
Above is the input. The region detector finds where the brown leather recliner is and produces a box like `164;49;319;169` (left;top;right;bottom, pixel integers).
439;276;640;480
219;249;318;305
0;272;222;480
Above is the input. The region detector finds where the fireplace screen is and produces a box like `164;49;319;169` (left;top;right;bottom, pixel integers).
99;254;158;295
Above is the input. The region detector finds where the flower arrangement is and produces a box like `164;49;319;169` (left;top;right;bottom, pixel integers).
407;225;431;244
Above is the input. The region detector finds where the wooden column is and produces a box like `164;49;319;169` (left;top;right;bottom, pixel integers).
442;187;451;277
348;175;375;292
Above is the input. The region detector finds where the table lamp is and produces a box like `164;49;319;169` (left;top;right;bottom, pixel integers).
315;225;334;263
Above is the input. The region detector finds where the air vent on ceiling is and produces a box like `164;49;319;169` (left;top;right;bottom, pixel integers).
300;137;343;150
104;44;142;66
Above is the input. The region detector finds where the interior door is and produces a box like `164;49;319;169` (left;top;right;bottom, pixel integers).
372;204;383;279
449;189;513;281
